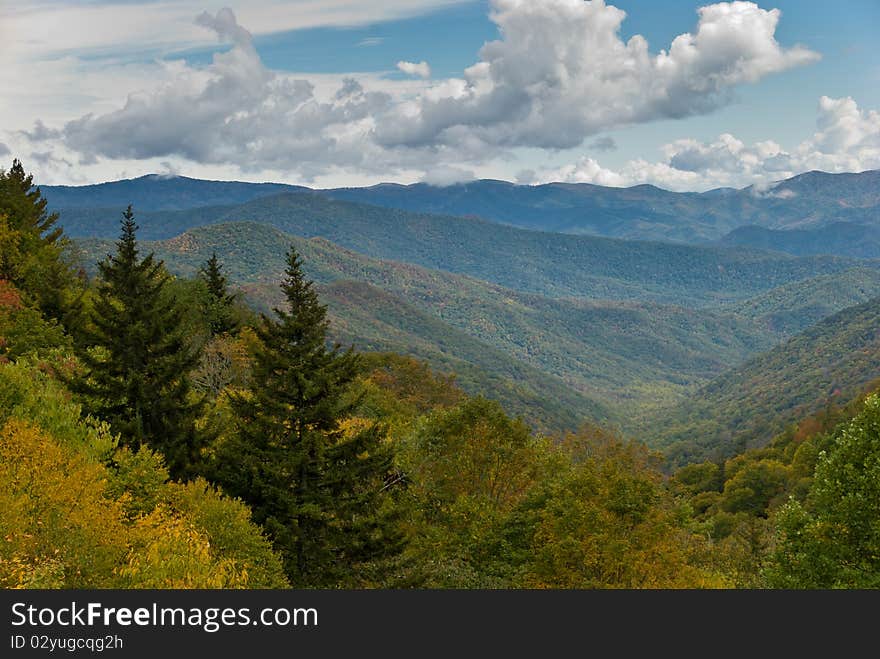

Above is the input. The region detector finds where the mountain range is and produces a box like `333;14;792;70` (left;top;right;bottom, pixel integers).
44;169;880;252
53;169;880;461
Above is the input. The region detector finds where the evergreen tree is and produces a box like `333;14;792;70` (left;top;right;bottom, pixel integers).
198;252;237;336
0;159;62;248
74;206;203;479
0;159;84;330
211;247;398;586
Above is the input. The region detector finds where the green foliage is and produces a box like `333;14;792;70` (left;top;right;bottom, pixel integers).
392;400;722;588
668;385;878;586
0;281;72;360
726;267;880;337
209;248;399;586
199;252;239;337
0;361;287;589
514;431;720;588
73;207;204;479
719;459;789;515
651;298;880;466
766;394;880;588
392;397;549;587
165;479;288;588
353;353;464;431
0;160;84;331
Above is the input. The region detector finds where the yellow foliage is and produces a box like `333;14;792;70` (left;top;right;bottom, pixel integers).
117;506;248;589
0;419;130;588
0;416;283;589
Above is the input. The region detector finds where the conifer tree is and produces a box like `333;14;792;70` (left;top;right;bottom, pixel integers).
198;252;237;336
0;159;62;248
211;247;398;586
75;206;203;479
0;159;84;330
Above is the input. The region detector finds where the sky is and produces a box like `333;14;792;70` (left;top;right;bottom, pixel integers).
1;0;879;190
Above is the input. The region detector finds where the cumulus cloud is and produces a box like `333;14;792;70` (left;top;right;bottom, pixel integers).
533;95;880;190
0;143;9;157
397;60;432;78
59;9;395;177
530;157;626;187
420;165;475;185
31;2;821;183
373;0;818;150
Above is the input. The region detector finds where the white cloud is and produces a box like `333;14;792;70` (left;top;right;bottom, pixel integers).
7;1;824;185
533;96;880;190
56;10;395;176
526;157;626;187
397;60;432;78
373;0;818;150
420;165;475;185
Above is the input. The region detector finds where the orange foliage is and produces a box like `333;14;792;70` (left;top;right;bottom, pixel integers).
0;280;22;312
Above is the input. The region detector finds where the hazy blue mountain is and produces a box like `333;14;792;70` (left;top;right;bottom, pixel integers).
324;179;723;242
42;174;306;211
58;191;877;309
43;169;880;244
323;169;880;241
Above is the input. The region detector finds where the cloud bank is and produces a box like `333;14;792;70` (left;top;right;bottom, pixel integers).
375;0;818;151
15;1;837;185
531;95;880;190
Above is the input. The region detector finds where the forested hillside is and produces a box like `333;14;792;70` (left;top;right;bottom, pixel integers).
5;159;880;590
60;190;876;308
649;297;880;466
720;223;880;259
76;221;780;424
0;162;732;588
724;267;880;336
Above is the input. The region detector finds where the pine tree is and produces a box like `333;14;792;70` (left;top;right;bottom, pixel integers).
75;206;203;479
0;159;84;329
0;159;62;247
211;247;398;586
198;252;237;336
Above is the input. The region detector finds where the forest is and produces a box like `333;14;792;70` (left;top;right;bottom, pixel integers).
2;159;879;589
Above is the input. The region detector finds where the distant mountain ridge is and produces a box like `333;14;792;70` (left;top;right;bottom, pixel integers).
41;168;880;247
43;174;307;211
57;190;877;309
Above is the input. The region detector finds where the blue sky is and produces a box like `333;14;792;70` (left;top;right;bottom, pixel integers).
2;0;879;189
